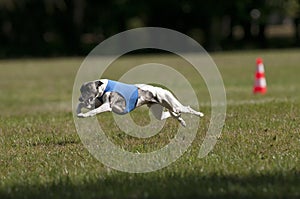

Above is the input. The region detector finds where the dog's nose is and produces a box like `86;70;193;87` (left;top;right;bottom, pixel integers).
79;97;83;102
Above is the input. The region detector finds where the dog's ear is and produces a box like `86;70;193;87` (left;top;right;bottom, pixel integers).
95;80;103;89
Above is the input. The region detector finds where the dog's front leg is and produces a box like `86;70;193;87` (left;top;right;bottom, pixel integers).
76;102;86;114
77;103;112;118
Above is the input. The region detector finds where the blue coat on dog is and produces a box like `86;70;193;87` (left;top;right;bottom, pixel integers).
101;80;138;114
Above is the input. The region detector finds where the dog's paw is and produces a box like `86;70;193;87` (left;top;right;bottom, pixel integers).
198;112;204;117
77;113;88;118
180;120;186;127
178;118;186;127
78;112;96;118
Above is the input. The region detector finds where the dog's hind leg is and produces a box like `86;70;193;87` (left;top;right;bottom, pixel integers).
155;88;204;118
177;106;204;117
149;104;186;127
169;111;186;127
149;104;172;120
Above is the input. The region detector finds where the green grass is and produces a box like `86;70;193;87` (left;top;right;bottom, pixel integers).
0;49;300;198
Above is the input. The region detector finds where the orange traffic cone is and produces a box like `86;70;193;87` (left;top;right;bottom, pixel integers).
253;58;267;94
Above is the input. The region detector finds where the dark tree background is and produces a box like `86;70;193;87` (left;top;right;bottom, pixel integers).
0;0;299;57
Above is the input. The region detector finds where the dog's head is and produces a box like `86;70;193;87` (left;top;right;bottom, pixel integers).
79;80;104;109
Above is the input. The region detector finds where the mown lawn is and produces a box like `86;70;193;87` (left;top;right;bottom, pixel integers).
0;49;300;198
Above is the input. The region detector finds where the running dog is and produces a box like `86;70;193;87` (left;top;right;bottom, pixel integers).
77;79;203;126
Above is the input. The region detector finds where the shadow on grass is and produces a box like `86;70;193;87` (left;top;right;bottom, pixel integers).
1;171;300;199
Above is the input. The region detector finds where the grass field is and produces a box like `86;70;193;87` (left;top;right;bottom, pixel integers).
0;49;300;198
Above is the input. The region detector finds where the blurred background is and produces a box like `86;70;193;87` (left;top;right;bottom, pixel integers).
0;0;300;58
